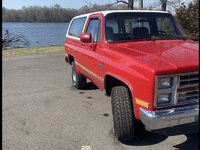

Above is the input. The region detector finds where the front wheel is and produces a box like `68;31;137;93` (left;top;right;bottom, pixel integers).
111;86;135;142
72;61;86;89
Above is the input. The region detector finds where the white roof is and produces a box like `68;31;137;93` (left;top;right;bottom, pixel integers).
73;10;170;19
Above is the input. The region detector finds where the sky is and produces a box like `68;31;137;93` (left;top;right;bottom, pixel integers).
2;0;194;10
2;0;159;10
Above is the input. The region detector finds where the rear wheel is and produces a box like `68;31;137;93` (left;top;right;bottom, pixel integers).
111;86;135;142
72;61;86;89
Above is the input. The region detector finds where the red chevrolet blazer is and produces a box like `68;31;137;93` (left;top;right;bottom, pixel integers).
64;10;199;142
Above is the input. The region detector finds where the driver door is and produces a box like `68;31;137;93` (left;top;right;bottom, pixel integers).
77;14;103;88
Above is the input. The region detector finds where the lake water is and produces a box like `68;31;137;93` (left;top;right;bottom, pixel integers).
2;22;69;49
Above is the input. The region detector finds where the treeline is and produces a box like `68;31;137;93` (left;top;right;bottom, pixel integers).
175;1;199;40
2;2;199;40
2;4;133;23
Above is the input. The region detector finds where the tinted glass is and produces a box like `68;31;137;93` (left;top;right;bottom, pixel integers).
124;18;150;34
68;17;86;38
105;12;189;43
156;17;176;35
86;18;101;43
97;23;101;43
106;20;118;33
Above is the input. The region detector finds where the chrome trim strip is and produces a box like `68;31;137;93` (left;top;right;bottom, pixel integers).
178;89;199;94
75;62;104;82
179;83;199;88
178;84;199;88
179;84;199;88
173;76;179;105
140;105;199;130
180;77;199;82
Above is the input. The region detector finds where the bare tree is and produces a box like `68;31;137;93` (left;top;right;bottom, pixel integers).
161;0;167;11
107;0;135;10
146;0;193;13
139;0;143;10
128;0;134;10
167;0;184;12
84;0;138;10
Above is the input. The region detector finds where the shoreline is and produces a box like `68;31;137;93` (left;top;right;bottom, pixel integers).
2;40;199;57
2;45;65;57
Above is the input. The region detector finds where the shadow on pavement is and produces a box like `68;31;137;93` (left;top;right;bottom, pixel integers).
69;82;99;91
83;82;99;90
173;133;199;150
121;126;168;146
120;128;199;150
113;120;199;149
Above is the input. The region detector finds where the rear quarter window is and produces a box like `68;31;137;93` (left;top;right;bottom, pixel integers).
68;17;87;38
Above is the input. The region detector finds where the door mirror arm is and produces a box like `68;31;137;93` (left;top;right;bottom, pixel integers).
90;38;97;51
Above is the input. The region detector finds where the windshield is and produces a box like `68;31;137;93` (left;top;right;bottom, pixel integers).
105;12;189;43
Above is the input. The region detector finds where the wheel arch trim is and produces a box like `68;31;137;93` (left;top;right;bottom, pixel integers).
104;73;137;117
67;54;75;65
104;73;134;96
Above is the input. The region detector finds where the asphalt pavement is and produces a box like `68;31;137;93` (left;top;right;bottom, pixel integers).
2;52;199;150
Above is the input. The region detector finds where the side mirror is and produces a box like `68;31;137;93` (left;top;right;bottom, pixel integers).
80;33;92;43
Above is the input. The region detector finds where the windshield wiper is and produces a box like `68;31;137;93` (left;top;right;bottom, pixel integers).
168;35;188;41
118;36;136;40
150;34;188;41
118;36;154;41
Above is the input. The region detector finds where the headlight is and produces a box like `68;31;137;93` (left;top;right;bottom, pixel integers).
155;75;177;108
157;93;172;105
157;77;173;89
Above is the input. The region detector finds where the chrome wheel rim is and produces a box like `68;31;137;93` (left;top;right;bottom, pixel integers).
72;71;76;83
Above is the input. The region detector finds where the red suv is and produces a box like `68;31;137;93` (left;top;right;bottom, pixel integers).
64;10;199;142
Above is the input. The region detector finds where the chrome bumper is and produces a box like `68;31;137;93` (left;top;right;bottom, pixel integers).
139;105;199;130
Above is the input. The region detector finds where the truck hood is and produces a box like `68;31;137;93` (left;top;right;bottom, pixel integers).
111;40;199;75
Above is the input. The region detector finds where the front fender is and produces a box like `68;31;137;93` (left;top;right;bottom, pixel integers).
103;73;142;119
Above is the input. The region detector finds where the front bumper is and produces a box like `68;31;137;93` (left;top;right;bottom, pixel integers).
140;105;199;131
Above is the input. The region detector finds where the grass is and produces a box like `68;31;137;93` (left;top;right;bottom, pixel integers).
2;45;65;57
2;39;199;57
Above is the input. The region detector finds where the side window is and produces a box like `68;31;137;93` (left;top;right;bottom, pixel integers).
68;17;86;38
86;18;101;43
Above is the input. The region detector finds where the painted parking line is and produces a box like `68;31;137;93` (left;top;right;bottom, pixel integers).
81;146;92;150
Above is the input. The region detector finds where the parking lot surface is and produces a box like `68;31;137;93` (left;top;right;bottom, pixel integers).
3;52;199;150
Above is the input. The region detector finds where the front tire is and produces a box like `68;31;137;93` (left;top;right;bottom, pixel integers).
111;86;134;142
72;61;86;89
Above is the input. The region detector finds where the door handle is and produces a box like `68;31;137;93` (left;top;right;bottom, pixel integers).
81;43;85;46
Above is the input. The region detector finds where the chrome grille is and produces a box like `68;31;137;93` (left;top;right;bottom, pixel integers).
179;72;199;87
177;90;199;104
177;72;199;105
